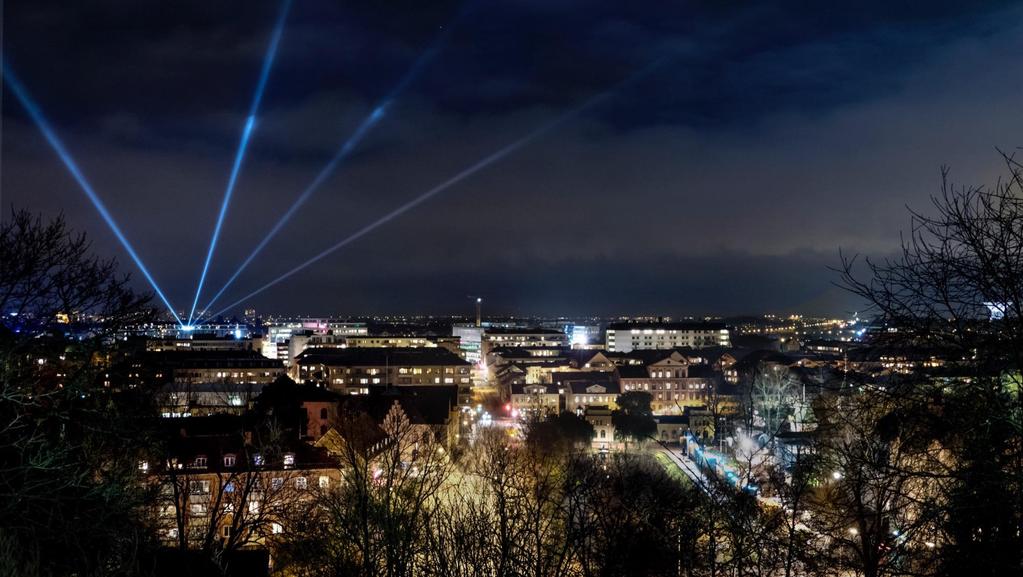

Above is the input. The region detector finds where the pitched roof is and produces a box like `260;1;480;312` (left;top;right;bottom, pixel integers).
157;415;335;471
616;365;650;379
686;364;723;379
732;350;796;372
344;385;460;426
510;382;560;395
553;372;621;395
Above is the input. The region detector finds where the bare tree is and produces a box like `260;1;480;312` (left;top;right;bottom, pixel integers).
808;394;943;577
153;422;311;571
278;401;452;577
837;159;1023;576
0;210;157;576
734;363;797;489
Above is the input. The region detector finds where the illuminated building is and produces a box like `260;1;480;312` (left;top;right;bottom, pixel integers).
261;320;368;360
617;361;711;414
294;347;471;393
120;350;285;388
451;324;484;365
509;383;561;415
605;321;730;352
554;372;621;413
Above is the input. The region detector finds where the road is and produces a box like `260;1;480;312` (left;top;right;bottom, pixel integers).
654;443;783;510
654;443;713;494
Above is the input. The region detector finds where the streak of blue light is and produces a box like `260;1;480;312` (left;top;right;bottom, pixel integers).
2;61;185;326
195;14;458;321
187;0;292;325
204;56;670;318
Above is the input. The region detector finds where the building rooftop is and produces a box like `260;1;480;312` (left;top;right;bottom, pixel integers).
341;385;460;426
606;321;727;331
551;371;621;395
615;365;650;379
485;327;566;336
296;347;470;367
510;382;560;395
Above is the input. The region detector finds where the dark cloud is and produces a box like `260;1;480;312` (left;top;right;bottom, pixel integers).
3;0;1023;317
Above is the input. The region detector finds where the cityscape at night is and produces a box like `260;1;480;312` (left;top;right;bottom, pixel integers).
2;2;1023;576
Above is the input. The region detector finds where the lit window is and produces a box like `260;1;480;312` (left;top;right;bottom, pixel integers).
283;453;295;468
295;477;308;490
319;475;330;489
223;454;236;467
271;522;283;535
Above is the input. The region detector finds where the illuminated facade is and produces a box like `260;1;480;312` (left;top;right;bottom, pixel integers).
606;322;730;352
295;347;471;393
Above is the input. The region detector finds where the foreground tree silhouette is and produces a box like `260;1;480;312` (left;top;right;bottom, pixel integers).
0;210;158;576
612;391;656;450
838;159;1023;576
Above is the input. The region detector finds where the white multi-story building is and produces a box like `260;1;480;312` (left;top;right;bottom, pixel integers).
261;320;367;361
605;322;730;352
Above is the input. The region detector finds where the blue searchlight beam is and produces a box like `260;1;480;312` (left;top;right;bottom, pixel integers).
187;0;292;325
2;62;185;326
196;18;457;320
204;57;669;319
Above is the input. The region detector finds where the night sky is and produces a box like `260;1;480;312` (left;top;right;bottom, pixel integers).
3;1;1023;318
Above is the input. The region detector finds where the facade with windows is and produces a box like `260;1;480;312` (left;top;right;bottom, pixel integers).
295;347;471;394
147;428;339;551
584;405;619;452
617;359;712;414
157;382;266;417
509;382;562;415
605;322;730;352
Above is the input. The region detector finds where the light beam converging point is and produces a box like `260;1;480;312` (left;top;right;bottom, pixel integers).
195;15;460;321
186;0;292;326
203;56;671;320
2;61;185;326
